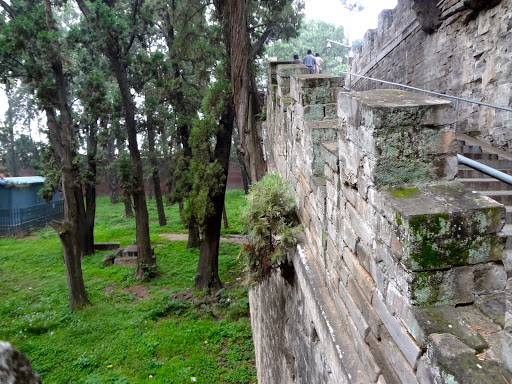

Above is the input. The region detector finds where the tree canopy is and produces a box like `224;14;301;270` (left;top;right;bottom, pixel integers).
263;19;347;77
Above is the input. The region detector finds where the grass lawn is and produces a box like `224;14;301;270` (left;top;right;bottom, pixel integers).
0;190;256;384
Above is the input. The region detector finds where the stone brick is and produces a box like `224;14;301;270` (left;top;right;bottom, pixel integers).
344;313;382;382
320;142;339;172
114;256;138;267
429;333;475;361
474;293;506;328
372;292;422;368
340;220;358;252
369;257;388;298
365;333;403;384
338;277;371;340
411;305;500;351
356;241;371;273
411;262;507;306
378;327;419;384
335;249;351;288
385;281;426;340
415;355;442;384
374;240;411;291
347;277;383;338
346;201;376;249
291;74;345;106
343;247;376;302
388;232;402;262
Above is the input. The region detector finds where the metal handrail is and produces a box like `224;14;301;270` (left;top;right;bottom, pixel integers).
342;71;512;113
457;154;512;186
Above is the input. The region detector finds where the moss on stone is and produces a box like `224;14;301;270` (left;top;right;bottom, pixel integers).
408;214;470;270
375;160;434;188
412;272;442;305
391;188;419;198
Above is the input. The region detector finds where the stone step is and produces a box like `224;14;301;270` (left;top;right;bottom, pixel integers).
456;133;512;162
94;242;121;251
457;144;482;154
501;223;512;247
462;153;499;161
458;178;512;191
480;190;512;205
507;206;512;224
461;159;512;169
504;249;512;278
457;168;512;178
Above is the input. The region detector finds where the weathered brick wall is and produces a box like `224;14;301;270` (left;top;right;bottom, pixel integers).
350;0;512;150
250;61;512;383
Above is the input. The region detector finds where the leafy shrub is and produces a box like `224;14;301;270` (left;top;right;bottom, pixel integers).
241;173;301;285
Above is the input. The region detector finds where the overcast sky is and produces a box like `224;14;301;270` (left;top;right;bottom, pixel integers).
303;0;398;40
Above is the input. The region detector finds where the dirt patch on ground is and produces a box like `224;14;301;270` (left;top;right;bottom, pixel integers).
159;233;249;244
122;284;151;301
103;284;115;295
171;288;197;302
18;235;38;240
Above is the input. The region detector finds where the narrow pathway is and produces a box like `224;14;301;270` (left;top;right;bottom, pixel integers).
159;233;249;244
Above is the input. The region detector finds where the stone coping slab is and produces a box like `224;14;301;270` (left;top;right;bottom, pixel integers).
344;89;453;108
383;183;505;271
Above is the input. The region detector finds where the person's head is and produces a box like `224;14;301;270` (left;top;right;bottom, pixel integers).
307;49;312;55
293;54;299;60
315;52;320;57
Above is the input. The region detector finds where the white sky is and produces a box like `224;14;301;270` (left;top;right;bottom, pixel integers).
303;0;398;40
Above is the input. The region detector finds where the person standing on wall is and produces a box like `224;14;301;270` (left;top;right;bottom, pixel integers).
315;53;324;74
302;49;316;74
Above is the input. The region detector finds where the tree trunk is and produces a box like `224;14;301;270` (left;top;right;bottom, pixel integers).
109;55;154;279
74;185;88;258
147;114;167;226
228;0;266;185
160;127;169;199
5;82;16;177
194;105;234;290
75;0;155;279
43;0;90;310
107;133;119;204
236;148;249;194
187;218;200;249
84;121;98;256
222;205;229;229
148;177;153;201
123;190;134;217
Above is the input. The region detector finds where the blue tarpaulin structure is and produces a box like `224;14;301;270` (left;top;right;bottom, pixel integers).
0;177;63;236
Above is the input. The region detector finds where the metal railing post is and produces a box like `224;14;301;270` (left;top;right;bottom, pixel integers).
453;99;460;132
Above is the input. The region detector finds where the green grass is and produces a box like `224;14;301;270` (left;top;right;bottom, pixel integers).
0;190;256;384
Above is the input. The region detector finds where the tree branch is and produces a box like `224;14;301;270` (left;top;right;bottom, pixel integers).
0;0;16;18
75;0;91;19
249;26;274;59
125;0;142;55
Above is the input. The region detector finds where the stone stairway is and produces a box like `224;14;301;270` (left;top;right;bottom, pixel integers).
457;133;512;276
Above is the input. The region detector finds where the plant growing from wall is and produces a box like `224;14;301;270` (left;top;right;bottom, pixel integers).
240;173;301;286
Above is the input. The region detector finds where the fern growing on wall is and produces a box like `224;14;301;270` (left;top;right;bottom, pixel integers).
240;173;302;286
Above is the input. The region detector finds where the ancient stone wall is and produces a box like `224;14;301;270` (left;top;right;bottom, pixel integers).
350;0;512;150
250;61;512;383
